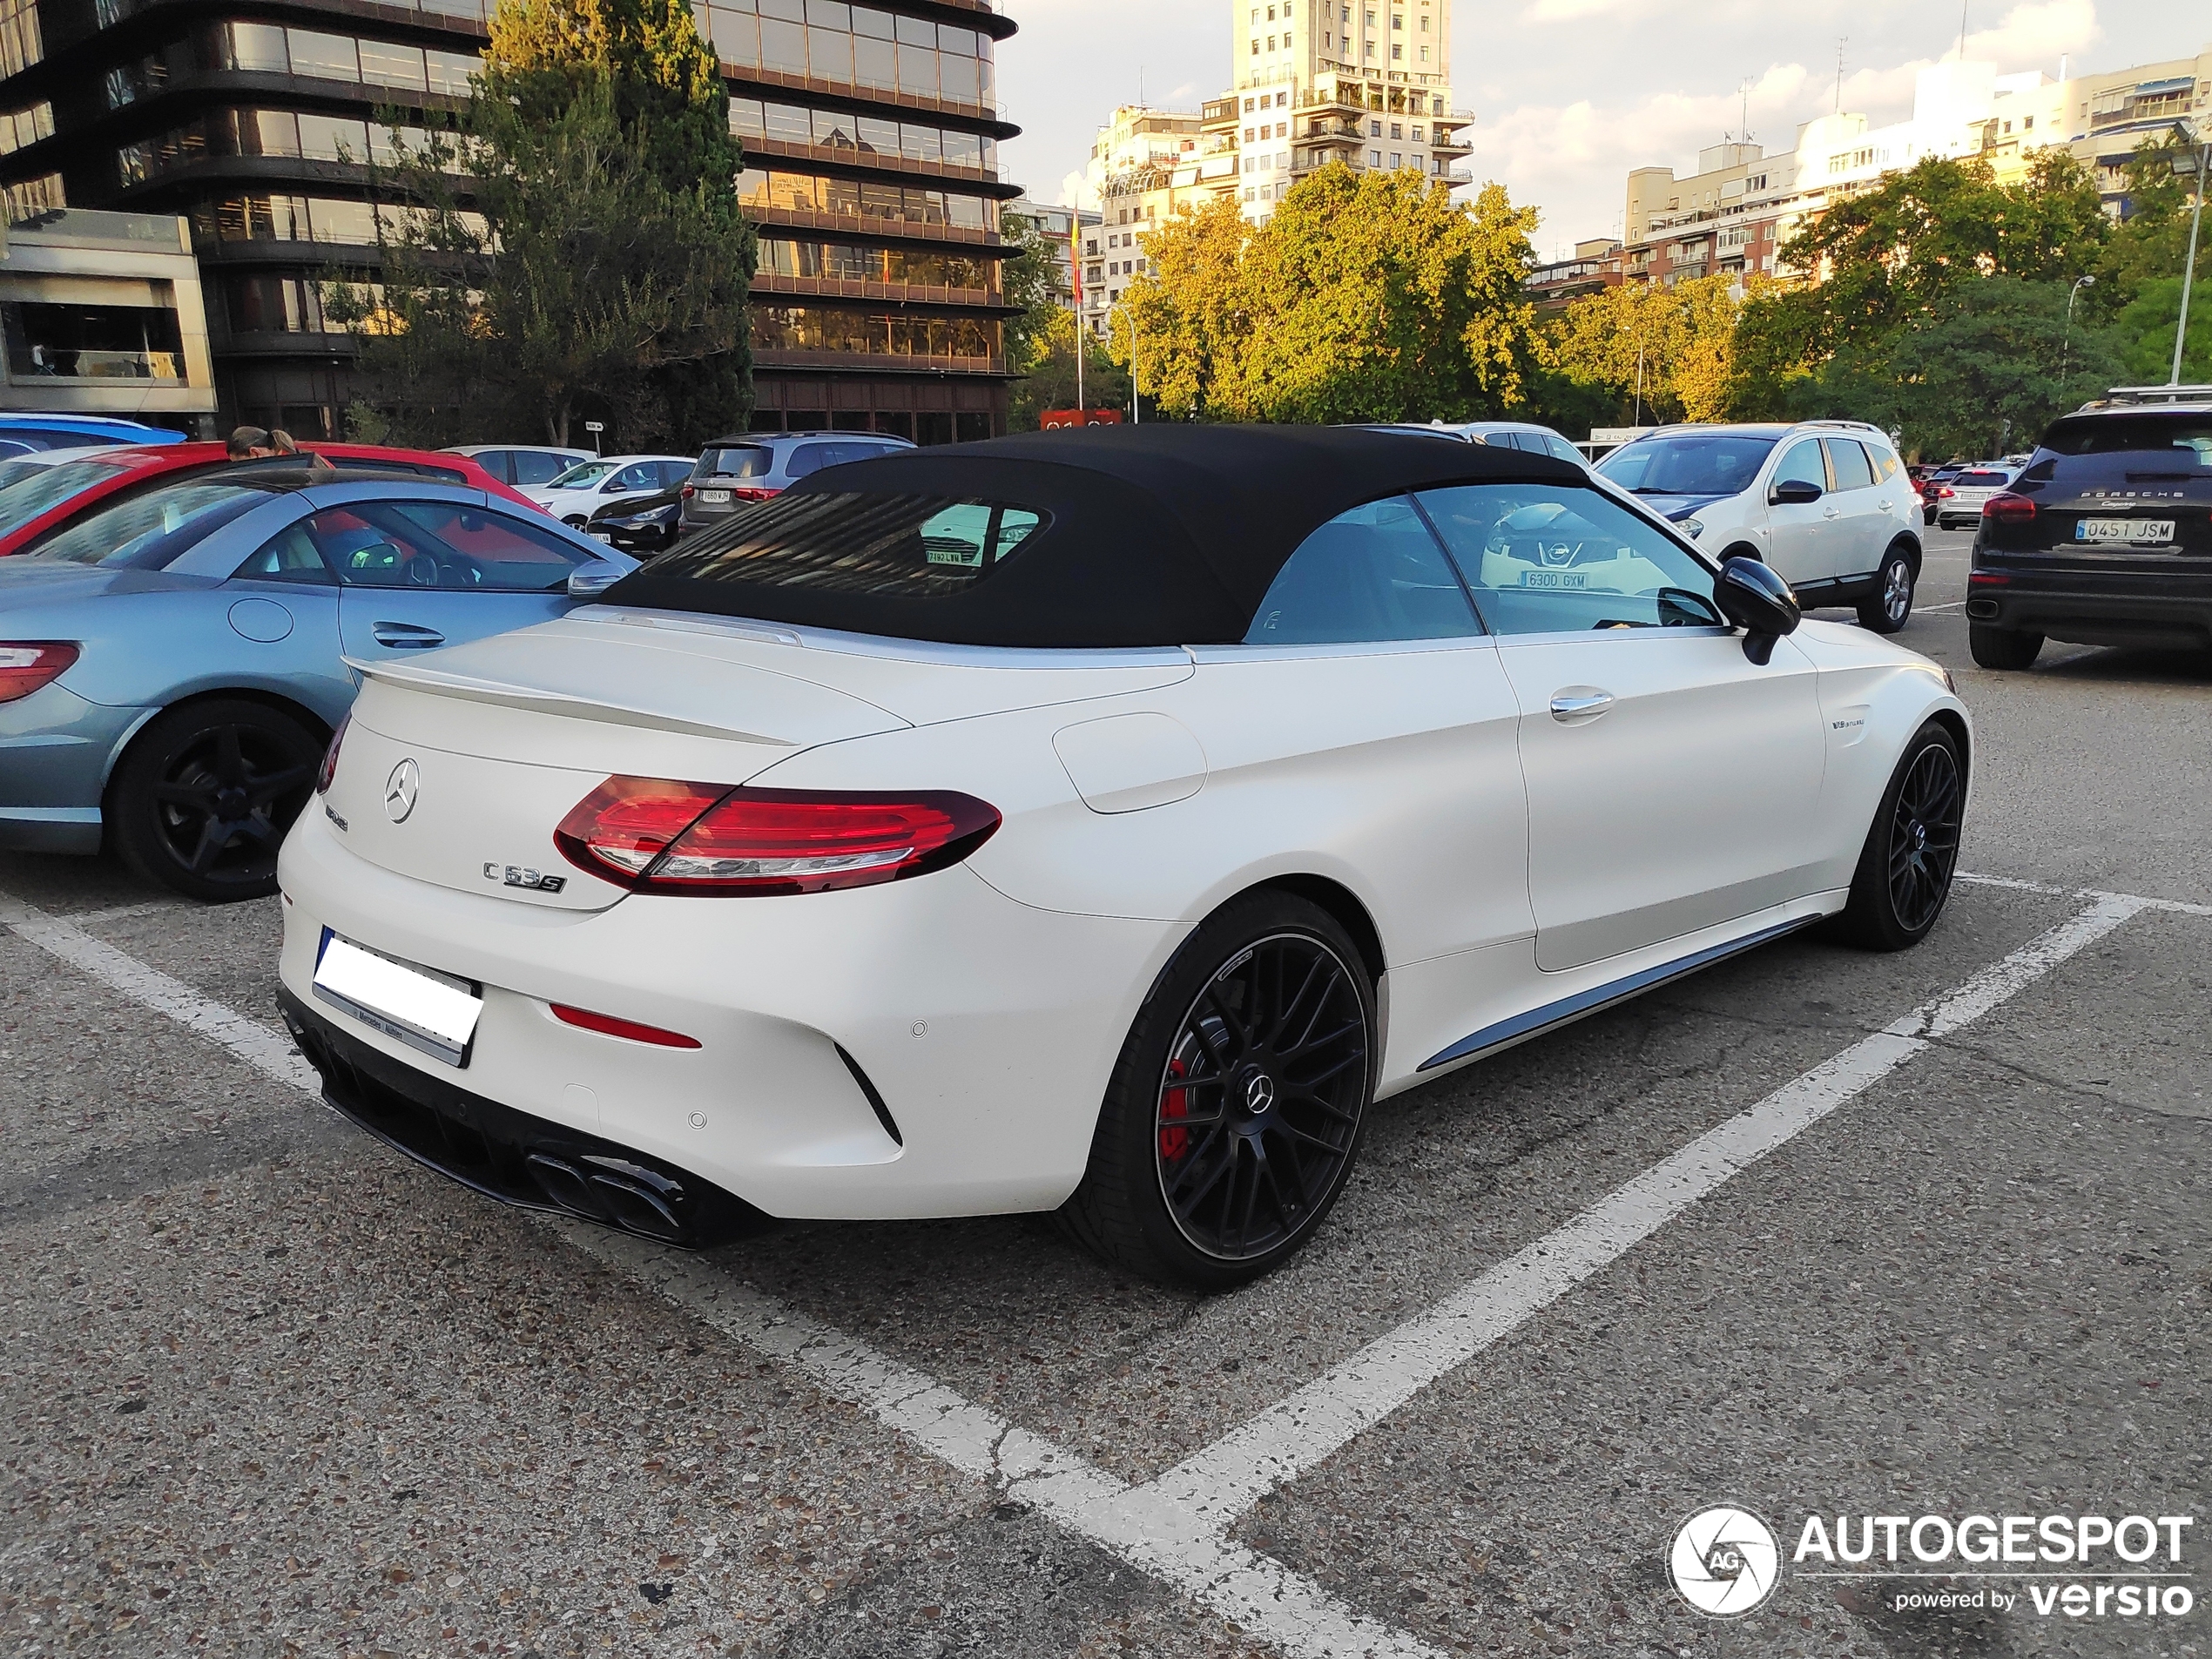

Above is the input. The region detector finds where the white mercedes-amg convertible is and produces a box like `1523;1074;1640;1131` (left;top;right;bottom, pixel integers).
276;426;1968;1289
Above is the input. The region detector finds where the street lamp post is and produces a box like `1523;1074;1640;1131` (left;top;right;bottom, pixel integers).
1110;300;1141;425
2173;123;2207;388
2062;273;2095;381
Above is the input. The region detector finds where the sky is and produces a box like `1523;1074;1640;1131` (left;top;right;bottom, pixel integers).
990;0;2200;253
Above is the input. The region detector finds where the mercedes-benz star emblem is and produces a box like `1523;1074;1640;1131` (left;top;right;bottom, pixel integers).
1245;1075;1276;1112
383;758;420;824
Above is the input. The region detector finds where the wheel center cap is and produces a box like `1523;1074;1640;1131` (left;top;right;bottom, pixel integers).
1245;1073;1277;1114
214;786;250;819
1909;820;1927;850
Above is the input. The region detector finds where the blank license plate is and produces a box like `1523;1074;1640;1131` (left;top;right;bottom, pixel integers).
313;929;482;1067
2077;517;2175;544
1521;570;1588;588
697;489;732;505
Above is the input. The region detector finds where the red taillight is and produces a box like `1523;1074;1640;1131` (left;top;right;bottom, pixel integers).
1937;486;1956;498
1983;491;2036;523
1968;571;2010;585
731;485;779;502
316;711;349;793
0;641;78;704
550;1003;702;1048
679;483;695;498
553;776;1001;895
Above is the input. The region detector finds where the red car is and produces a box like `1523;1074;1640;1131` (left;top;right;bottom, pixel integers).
0;441;545;557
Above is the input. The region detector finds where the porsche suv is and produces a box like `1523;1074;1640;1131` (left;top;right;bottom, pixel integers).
1966;389;2212;669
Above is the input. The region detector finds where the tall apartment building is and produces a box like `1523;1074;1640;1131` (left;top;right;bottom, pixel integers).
1229;0;1470;222
1077;104;1230;337
0;0;1023;443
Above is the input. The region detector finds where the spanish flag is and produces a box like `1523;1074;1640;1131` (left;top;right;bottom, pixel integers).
1069;214;1083;308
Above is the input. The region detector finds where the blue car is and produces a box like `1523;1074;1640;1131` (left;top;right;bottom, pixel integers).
0;413;185;457
0;468;633;900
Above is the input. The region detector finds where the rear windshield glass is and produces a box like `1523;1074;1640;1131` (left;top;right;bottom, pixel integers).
2037;416;2212;469
0;455;132;537
639;491;1048;597
696;444;772;479
1955;470;2011;485
1596;435;1776;496
22;480;273;568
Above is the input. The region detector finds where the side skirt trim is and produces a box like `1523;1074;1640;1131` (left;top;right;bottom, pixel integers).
1417;916;1820;1073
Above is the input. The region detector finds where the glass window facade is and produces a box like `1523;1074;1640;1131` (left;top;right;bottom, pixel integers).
118;109;462;186
191;193;486;246
694;1;995;108
738;166;996;231
757;237;995;291
729;97;995;171
0;99;49;153
752;304;1000;365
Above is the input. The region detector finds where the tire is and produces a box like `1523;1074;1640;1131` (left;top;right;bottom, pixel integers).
1968;623;2043;671
1828;721;1965;952
563;515;590;529
1857;544;1917;633
1059;893;1377;1291
109;698;322;902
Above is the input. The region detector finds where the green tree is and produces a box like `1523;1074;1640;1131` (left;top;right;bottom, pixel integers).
339;0;754;448
2111;275;2211;384
1547;273;1749;424
1008;307;1131;429
1116;168;1540;423
998;207;1065;379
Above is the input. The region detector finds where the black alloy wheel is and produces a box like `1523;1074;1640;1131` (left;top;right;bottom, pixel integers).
1153;931;1368;1262
1858;547;1916;634
1062;894;1377;1290
1831;721;1966;951
110;698;321;901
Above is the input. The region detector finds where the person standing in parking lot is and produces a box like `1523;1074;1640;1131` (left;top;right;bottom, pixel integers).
226;425;273;460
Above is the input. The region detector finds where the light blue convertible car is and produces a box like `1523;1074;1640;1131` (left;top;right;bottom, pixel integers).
0;466;633;899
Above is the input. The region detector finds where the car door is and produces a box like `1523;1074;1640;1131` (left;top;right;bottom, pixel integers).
1821;436;1886;581
1178;495;1532;1077
1417;481;1828;974
1762;438;1830;586
312;493;598;662
213;505;349;711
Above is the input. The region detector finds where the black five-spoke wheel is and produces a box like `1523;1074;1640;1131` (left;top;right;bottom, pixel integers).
1062;894;1377;1290
1154;931;1367;1262
111;698;322;901
1833;720;1965;951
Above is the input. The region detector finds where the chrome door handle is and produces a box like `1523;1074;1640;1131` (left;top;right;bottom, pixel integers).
1548;690;1614;722
372;622;445;648
1878;501;1893;510
1823;506;1843;518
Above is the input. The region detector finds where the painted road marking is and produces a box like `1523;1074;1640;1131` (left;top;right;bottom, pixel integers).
0;882;2181;1656
0;894;318;1093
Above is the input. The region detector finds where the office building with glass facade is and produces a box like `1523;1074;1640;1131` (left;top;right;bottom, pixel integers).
0;0;1020;442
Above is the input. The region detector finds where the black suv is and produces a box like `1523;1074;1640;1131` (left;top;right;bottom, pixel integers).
1966;388;2212;669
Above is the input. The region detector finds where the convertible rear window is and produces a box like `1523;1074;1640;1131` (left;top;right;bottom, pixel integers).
639;491;1049;598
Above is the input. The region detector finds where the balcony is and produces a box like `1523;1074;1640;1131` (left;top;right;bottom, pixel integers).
7;347;183;382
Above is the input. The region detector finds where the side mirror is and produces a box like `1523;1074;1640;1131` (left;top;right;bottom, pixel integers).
1715;556;1800;664
567;557;626;598
604;480;628;494
1769;477;1823;505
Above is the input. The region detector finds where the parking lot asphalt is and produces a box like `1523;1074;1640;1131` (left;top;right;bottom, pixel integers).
3;523;2207;1658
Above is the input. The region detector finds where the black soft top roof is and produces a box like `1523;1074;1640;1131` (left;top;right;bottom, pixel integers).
603;424;1585;648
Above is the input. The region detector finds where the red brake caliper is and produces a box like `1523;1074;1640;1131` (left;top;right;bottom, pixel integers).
1158;1057;1190;1162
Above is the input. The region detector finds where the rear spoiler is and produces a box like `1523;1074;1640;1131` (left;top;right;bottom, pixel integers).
343;655;791;745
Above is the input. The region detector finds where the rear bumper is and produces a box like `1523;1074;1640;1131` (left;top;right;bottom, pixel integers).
1966;570;2212;650
282;987;765;1247
274;806;1182;1222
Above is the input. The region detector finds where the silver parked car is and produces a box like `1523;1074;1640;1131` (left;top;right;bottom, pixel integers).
442;444;595;489
1930;464;2020;530
678;431;914;533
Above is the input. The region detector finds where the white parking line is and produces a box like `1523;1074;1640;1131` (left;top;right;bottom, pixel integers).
0;894;318;1093
572;1228;1447;1659
0;880;2177;1657
1142;893;2144;1530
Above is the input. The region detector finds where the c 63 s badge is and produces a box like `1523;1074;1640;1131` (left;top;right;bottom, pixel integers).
486;863;566;893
